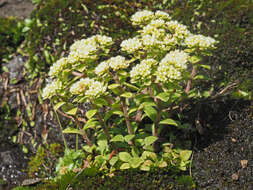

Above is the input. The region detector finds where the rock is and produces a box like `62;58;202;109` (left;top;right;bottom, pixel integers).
0;151;13;165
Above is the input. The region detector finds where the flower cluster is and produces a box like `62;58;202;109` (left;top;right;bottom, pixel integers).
156;50;188;82
120;38;142;53
156;64;182;82
42;80;62;99
130;59;157;82
155;11;171;21
70;78;106;98
166;21;190;40
131;10;154;25
107;56;129;71
160;50;188;70
68;35;112;63
49;57;69;77
125;10;191;53
85;81;107;98
70;78;93;95
95;61;109;76
184;34;216;50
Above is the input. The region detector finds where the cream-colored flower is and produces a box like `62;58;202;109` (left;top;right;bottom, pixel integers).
131;10;154;25
85;81;107;98
155;11;171;20
49;57;69;77
42;80;62;99
166;21;190;40
95;35;113;46
108;56;129;71
160;50;188;70
95;61;109;76
184;34;216;49
156;64;182;82
70;78;94;95
120;38;142;53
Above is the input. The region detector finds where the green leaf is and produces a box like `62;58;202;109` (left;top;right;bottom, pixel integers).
128;107;138;116
84;119;99;129
156;92;170;102
158;160;167;168
65;107;78;115
54;102;65;110
130;157;143;168
112;110;124;116
120;163;130;170
139;101;157;110
108;83;120;90
189;55;201;64
159;119;178;126
131;147;140;157
119;152;132;162
63;127;82;135
143;106;157;122
109;156;118;166
180;150;192;161
121;92;133;98
194;75;210;80
94;98;109;106
124;135;135;142
123;82;139;91
144;136;158;146
86;109;97;119
111;135;124;142
199;64;211;70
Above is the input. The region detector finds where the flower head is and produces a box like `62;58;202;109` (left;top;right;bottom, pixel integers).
49;57;69;77
108;56;129;71
70;78;94;95
184;34;216;49
42;80;62;99
131;10;154;25
130;59;157;82
160;50;188;70
95;61;109;76
155;11;171;20
120;38;142;53
85;81;107;98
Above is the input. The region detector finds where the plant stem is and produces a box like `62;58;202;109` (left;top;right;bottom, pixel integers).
185;66;197;94
75;117;92;147
50;101;68;150
114;73;133;136
96;109;111;142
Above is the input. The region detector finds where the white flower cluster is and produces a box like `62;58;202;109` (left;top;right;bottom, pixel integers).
95;61;109;76
68;35;112;63
184;34;216;49
125;10;192;52
85;81;107;98
42;80;62;99
160;50;188;70
49;57;69;77
95;35;113;46
120;38;142;53
156;50;188;82
166;21;190;40
156;64;181;82
130;59;157;81
70;78;93;95
70;78;106;98
155;11;171;21
131;10;154;25
107;56;129;71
